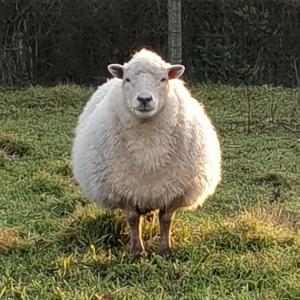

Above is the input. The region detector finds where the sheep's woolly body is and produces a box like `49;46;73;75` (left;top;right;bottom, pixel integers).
72;50;221;211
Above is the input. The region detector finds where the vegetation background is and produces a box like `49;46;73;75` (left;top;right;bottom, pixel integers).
1;0;300;88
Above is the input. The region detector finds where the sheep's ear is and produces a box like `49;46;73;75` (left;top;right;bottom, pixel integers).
108;64;124;79
167;65;185;79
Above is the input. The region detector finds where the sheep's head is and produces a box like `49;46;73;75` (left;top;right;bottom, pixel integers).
108;49;184;119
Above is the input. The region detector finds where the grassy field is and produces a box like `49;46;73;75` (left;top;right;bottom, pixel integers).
0;84;299;299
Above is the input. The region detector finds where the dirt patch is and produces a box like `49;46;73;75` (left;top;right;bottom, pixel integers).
256;173;289;187
255;173;290;202
0;132;32;158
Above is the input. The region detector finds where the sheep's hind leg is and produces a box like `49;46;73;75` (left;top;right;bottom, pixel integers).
125;209;146;260
158;207;176;256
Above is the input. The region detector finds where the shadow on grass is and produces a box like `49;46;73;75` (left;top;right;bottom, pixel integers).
57;205;128;253
3;203;293;289
15;201;294;286
54;202;300;255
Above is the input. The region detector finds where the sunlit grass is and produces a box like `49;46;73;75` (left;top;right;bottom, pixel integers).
0;84;299;299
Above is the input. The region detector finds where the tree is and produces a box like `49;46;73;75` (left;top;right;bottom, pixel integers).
168;0;182;64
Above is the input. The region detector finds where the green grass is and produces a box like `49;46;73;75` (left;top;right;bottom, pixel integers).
0;84;299;299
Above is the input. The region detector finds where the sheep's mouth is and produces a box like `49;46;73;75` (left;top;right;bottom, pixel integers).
134;107;155;113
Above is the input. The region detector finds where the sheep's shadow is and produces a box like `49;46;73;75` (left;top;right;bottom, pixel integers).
49;208;297;283
55;206;164;260
55;204;297;259
57;207;129;253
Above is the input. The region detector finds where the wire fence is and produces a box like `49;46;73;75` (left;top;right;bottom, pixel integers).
0;0;300;88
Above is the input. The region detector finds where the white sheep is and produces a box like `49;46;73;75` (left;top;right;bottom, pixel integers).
72;49;221;259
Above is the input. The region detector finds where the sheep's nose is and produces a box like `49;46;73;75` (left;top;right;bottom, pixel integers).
137;96;152;106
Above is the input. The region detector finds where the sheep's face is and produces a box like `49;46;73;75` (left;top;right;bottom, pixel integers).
108;61;184;119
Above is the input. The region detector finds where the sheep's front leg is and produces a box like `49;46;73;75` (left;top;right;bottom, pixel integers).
158;208;176;256
125;209;146;260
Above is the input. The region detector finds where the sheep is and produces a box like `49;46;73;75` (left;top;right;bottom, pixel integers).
72;49;221;259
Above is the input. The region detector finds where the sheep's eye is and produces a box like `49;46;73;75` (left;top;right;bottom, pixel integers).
125;78;131;82
161;78;167;82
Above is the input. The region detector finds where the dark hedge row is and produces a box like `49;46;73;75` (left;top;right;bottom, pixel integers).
1;0;300;87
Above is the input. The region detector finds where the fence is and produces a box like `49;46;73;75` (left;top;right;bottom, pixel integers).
0;0;300;87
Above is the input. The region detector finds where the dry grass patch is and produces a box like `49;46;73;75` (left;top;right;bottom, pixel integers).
0;227;22;251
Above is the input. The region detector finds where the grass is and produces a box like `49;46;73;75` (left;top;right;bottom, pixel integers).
0;84;299;299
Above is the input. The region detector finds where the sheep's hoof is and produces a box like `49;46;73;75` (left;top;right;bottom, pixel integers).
129;249;147;261
158;246;172;257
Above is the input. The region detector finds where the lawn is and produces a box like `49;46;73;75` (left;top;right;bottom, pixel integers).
0;84;299;299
